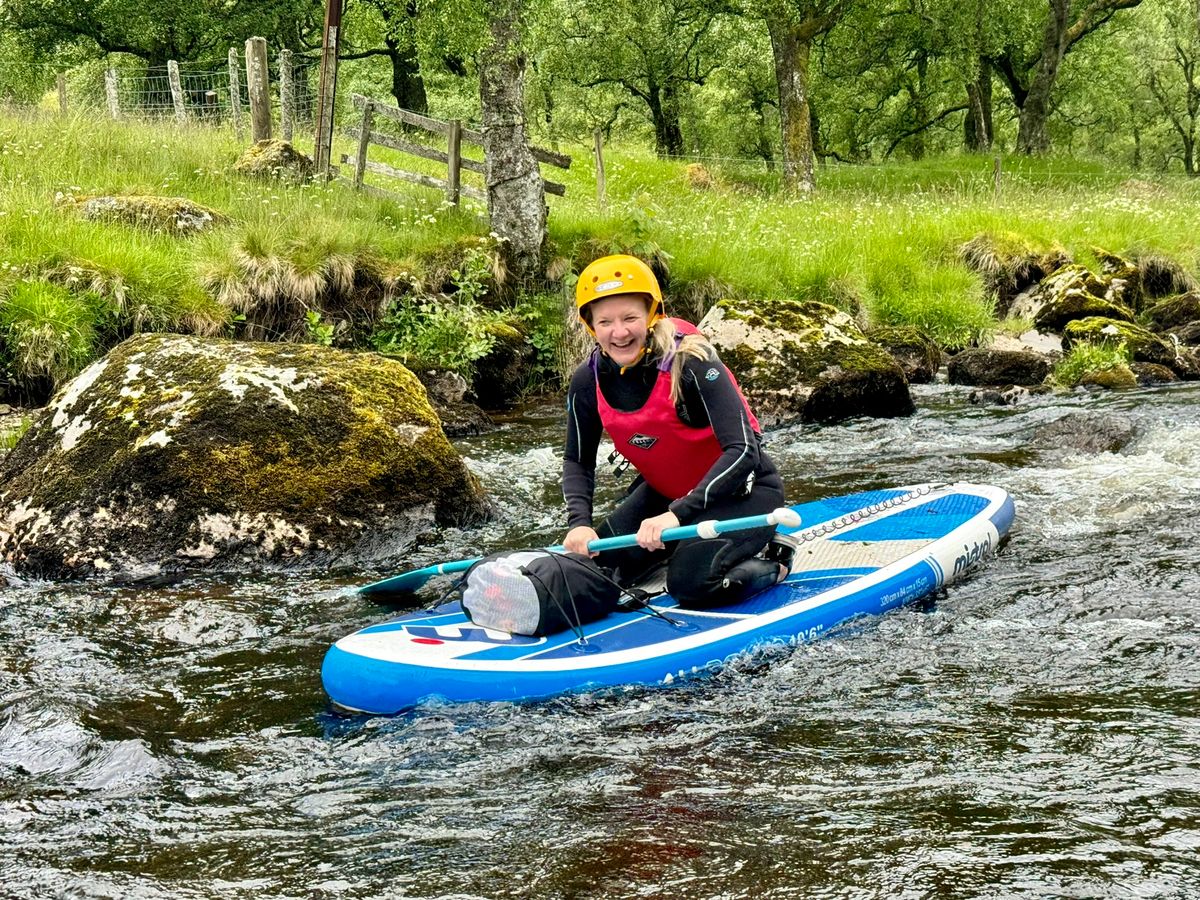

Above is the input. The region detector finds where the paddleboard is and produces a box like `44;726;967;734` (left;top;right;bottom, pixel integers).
323;482;1014;714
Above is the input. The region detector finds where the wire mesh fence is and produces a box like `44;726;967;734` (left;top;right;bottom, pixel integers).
90;47;321;135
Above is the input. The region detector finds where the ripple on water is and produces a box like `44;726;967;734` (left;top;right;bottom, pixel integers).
3;388;1200;897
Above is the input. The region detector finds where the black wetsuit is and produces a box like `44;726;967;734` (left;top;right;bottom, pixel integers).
563;348;786;607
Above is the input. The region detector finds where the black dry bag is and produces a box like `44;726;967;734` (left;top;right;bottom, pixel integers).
460;550;620;637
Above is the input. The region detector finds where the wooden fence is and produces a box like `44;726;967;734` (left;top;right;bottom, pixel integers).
340;93;571;205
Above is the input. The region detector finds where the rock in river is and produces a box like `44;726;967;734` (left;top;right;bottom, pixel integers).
699;298;914;426
0;334;489;580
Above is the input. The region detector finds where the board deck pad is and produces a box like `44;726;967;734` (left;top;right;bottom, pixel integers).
323;483;1014;713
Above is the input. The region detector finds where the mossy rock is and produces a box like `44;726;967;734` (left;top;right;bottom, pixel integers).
1094;249;1144;312
1130;362;1178;386
947;349;1052;387
1021;263;1132;330
869;326;941;384
1142;292;1200;332
959;233;1071;317
1061;317;1185;373
471;319;534;410
0;334;488;580
698;297;914;426
70;194;226;235
1077;366;1138;390
233;139;315;183
1170;320;1200;346
1034;290;1134;333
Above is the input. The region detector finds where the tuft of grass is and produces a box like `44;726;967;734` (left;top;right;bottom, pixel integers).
1052;342;1135;388
0;415;31;451
0;279;95;390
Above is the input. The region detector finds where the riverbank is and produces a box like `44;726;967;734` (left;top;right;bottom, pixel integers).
2;108;1199;409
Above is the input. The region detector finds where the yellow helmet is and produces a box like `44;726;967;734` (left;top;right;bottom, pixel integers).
575;254;664;336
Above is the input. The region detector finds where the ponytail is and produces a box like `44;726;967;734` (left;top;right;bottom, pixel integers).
648;319;716;405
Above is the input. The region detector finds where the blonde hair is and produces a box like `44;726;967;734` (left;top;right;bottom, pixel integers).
648;318;715;405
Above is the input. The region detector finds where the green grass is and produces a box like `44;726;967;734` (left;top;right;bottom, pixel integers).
1051;343;1136;388
0;415;31;450
3;108;1200;399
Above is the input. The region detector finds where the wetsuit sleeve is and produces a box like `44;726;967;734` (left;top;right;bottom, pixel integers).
563;362;603;528
668;355;762;524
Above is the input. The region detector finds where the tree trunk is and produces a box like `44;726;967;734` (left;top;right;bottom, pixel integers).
767;19;816;193
1016;0;1071;154
646;83;685;157
910;52;929;160
386;38;428;115
479;0;546;283
965;57;993;151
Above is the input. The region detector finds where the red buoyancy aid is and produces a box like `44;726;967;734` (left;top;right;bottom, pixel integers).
594;318;761;501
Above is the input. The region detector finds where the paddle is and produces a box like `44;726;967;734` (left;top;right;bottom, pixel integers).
359;506;802;598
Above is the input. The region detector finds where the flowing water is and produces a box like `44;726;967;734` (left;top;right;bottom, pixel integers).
2;383;1199;899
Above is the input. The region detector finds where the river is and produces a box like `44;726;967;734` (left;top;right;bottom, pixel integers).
2;381;1198;899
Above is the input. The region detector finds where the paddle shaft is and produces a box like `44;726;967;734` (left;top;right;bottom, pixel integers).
358;507;801;596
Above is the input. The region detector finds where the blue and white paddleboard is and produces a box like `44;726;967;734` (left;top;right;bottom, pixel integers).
323;482;1014;714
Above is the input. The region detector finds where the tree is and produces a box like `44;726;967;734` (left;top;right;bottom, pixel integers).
480;0;546;281
1;0;318;67
988;0;1143;154
554;0;729;156
1140;0;1200;173
757;0;853;192
341;0;430;114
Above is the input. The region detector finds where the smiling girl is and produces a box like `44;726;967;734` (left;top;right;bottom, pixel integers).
562;254;790;608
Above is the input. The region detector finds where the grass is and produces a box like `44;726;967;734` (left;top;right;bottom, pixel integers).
2;108;1199;399
0;415;30;450
1051;343;1136;388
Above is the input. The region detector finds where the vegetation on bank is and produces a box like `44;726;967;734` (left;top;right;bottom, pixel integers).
2;109;1199;407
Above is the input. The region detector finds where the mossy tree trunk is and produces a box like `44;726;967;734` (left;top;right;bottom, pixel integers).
964;55;993;151
480;0;547;282
765;1;849;194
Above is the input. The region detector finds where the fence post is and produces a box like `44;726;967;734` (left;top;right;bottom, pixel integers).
353;100;374;189
279;49;294;142
313;0;344;176
447;119;462;205
167;60;187;122
57;74;67;114
228;47;244;141
104;69;120;120
201;91;219;120
993;155;1002;202
593;129;607;212
245;36;272;142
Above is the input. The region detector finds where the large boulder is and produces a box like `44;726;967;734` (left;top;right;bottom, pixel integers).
1062;317;1200;379
947;348;1052;387
698;298;914;426
0;334;488;580
471;320;535;410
